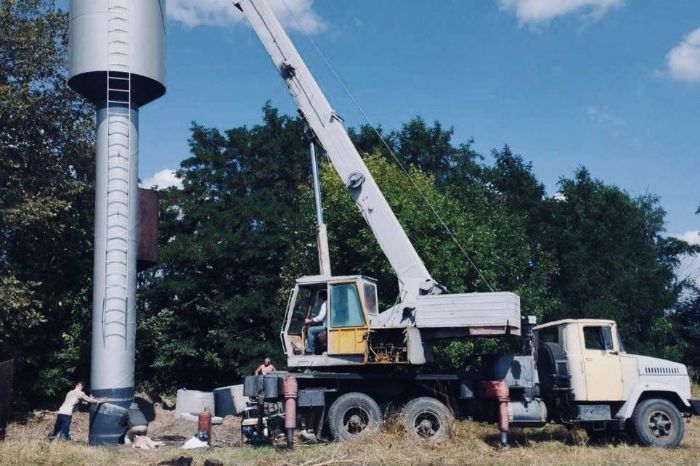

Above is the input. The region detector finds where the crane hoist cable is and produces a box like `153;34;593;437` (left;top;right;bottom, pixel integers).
278;0;495;293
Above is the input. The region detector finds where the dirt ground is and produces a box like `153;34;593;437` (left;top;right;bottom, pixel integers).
1;390;699;466
3;393;242;447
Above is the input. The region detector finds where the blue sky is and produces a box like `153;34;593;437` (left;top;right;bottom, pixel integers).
133;0;698;243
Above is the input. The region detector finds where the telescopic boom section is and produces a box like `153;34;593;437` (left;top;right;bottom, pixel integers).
235;0;438;305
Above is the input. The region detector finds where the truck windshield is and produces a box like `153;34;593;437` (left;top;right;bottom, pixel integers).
583;326;613;351
616;328;626;353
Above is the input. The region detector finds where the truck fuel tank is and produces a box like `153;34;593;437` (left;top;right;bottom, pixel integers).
508;399;548;426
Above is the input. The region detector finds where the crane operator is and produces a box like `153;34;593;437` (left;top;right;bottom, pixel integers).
304;291;327;354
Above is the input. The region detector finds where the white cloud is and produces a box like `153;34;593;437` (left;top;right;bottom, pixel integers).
499;0;623;26
141;169;182;190
167;0;327;33
666;27;700;83
586;105;627;129
676;230;700;246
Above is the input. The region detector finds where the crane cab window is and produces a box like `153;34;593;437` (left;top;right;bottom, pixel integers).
288;287;325;335
583;326;613;351
330;283;365;328
363;281;378;316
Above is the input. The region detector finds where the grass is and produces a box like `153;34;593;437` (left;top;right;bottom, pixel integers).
1;414;699;466
2;385;698;466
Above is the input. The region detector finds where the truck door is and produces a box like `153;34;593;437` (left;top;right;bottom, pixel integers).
327;281;368;355
581;325;624;400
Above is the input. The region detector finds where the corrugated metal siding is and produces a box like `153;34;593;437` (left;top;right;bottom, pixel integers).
415;292;520;328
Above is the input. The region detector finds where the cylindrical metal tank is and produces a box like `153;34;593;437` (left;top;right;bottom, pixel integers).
90;104;139;399
69;0;166;106
68;0;166;445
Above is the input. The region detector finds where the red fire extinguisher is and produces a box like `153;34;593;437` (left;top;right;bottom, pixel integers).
198;408;212;444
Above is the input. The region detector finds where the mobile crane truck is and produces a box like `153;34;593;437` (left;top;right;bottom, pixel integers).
233;0;699;448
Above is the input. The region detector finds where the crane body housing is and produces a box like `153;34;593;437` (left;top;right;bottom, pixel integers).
235;0;520;369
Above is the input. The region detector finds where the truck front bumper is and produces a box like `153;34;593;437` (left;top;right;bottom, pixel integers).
689;399;700;415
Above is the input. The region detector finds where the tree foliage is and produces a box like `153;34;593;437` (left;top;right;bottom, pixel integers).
0;0;95;399
137;106;312;391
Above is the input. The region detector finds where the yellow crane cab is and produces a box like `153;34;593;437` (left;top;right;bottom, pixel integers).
281;275;378;368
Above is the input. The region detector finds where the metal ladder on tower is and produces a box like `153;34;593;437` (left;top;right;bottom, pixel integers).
103;0;131;347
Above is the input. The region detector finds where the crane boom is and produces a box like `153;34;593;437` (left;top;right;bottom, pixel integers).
235;0;438;307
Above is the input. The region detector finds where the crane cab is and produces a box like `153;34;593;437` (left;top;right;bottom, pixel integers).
281;275;378;368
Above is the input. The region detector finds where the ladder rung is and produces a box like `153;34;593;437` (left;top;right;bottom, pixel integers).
105;297;127;303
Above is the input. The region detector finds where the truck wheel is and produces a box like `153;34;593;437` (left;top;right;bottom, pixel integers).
630;398;684;448
403;397;453;442
327;392;382;442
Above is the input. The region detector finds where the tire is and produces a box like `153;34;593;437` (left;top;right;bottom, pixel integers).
327;392;382;442
630;398;684;448
537;342;569;393
403;397;454;442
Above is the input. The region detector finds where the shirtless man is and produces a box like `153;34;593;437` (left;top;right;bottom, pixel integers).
255;357;276;375
48;381;106;441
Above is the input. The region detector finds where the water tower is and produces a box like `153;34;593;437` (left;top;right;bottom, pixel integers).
68;0;166;444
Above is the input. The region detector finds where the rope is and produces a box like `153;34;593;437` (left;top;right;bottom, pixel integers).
277;0;495;292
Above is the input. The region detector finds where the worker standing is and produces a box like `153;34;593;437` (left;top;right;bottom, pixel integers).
255;357;277;375
47;381;105;441
304;291;328;354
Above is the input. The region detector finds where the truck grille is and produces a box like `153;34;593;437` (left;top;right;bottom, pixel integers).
644;366;680;375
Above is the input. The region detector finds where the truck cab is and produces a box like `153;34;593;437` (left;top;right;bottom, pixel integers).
532;319;698;447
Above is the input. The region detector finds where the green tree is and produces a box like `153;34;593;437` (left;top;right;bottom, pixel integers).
138;105;312;391
670;288;700;379
538;168;697;352
0;0;95;399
